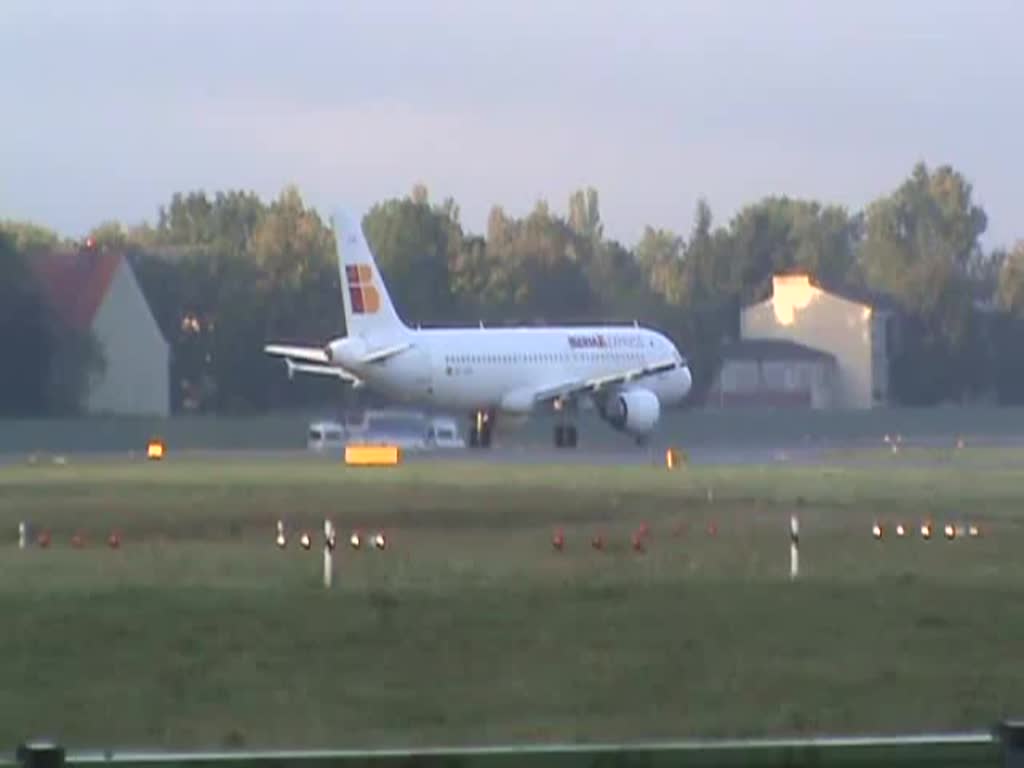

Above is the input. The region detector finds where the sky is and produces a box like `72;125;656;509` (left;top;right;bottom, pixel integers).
2;0;1021;249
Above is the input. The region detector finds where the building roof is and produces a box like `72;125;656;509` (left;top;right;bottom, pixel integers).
817;280;899;313
28;249;123;332
720;338;836;363
750;271;900;313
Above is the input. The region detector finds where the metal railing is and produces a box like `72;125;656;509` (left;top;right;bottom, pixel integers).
7;723;1024;768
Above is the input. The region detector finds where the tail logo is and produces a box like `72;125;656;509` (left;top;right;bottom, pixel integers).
345;264;381;314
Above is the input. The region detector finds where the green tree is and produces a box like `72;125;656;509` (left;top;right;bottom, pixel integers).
636;225;685;305
0;232;52;415
362;186;462;326
714;197;859;303
568;187;603;243
44;327;106;416
997;242;1024;314
250;186;333;292
858;163;985;332
858;163;988;403
152;189;266;258
0;220;64;253
480;200;597;322
87;220;130;250
0;231;105;416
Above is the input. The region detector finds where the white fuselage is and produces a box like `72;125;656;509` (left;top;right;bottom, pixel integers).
335;325;691;414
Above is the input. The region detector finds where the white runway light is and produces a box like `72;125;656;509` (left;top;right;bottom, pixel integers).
275;520;286;549
323;520;335;589
872;522;883;540
789;514;799;580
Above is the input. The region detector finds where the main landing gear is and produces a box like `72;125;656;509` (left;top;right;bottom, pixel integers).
554;424;578;448
468;409;494;448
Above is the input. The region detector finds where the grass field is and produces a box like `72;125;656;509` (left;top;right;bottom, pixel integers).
2;453;1024;751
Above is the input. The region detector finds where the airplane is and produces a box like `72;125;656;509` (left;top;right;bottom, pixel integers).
264;209;692;449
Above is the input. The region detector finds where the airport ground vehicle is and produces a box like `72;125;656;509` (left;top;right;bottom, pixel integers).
306;410;465;452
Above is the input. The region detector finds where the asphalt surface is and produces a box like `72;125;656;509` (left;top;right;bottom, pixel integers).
6;435;1024;469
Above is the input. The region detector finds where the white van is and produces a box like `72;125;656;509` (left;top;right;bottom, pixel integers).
306;420;345;452
425;417;465;449
308;411;465;453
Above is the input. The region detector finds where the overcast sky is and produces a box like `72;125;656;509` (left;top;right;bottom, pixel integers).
2;0;1021;248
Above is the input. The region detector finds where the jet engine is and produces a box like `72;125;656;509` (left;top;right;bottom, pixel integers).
600;388;660;435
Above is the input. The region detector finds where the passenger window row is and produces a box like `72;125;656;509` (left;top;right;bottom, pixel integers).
444;352;642;365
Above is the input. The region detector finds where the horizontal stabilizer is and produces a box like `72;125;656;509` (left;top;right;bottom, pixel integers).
264;344;329;364
264;344;361;383
284;359;360;383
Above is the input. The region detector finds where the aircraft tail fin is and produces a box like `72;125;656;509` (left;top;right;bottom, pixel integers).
331;209;408;339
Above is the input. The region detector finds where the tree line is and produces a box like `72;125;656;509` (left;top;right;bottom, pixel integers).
3;161;1024;416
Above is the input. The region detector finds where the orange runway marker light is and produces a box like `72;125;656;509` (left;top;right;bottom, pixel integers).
146;439;165;460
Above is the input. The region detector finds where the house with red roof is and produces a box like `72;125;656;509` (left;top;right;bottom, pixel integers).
29;247;170;416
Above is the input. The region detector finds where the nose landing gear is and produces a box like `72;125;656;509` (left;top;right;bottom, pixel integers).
552;397;578;448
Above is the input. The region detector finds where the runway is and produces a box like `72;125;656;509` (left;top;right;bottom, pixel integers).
7;434;1024;469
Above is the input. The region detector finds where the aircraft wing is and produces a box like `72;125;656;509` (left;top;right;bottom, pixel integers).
264;344;361;383
529;357;681;404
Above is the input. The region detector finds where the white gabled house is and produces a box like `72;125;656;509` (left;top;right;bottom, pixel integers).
30;247;170;417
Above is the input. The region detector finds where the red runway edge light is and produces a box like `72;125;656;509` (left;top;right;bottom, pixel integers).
631;531;646;553
552;528;565;551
